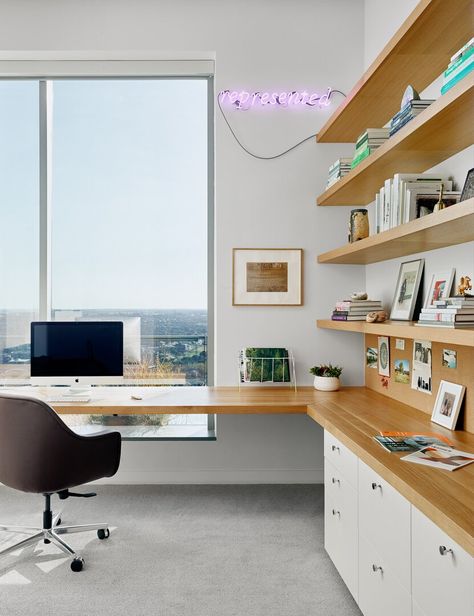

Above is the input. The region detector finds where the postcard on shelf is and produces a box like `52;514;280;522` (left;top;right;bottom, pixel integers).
374;434;453;453
401;445;474;471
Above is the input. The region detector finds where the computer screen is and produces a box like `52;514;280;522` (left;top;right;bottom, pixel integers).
30;321;124;379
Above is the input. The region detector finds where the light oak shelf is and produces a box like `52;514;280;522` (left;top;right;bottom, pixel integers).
317;319;474;347
317;198;474;264
317;74;474;206
317;0;473;143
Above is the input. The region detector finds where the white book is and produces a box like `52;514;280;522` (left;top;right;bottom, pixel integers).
384;178;393;230
379;186;386;231
390;174;449;225
375;193;381;234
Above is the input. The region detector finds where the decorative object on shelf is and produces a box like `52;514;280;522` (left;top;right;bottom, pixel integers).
377;336;390;377
389;85;434;137
457;275;472;296
431;380;466;430
232;248;303;306
424;269;455;308
460;167;474;202
239;348;296;391
366;310;388;323
348;209;369;243
309;364;342;391
411;340;432;395
351;291;368;300
390;258;424;321
415;190;460;218
442;349;457;369
433;183;446;212
366;347;377;368
394;359;410;384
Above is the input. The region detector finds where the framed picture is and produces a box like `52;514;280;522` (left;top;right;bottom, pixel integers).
390;258;424;321
460;167;474;202
424;269;455;308
431;380;465;430
378;336;390;377
232;248;303;306
442;349;457;369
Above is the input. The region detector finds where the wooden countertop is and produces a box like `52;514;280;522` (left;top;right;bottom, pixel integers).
11;385;473;555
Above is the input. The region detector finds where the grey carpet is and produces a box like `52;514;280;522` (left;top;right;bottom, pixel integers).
0;485;361;616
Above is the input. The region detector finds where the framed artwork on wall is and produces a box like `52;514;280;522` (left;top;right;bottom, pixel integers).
424;269;455;308
460;167;474;202
390;258;424;321
431;380;465;430
232;248;303;306
377;336;390;377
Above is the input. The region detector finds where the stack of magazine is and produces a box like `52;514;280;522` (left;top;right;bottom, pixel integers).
351;128;390;169
416;296;474;329
331;298;382;321
326;158;352;188
389;98;434;136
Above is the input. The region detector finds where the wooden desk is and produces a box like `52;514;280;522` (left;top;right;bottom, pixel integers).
12;385;474;555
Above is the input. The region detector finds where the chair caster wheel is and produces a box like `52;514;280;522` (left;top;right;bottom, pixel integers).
71;557;85;572
44;538;51;544
56;518;62;526
97;528;110;540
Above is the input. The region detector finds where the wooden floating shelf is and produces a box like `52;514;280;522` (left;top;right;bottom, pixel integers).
317;74;474;206
317;0;473;143
317;199;474;264
317;319;474;347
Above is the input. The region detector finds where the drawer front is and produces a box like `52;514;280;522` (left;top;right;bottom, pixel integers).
358;459;411;591
412;507;474;616
359;536;411;616
324;430;358;488
324;459;358;601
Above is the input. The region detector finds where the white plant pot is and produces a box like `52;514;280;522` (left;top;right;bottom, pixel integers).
313;376;340;391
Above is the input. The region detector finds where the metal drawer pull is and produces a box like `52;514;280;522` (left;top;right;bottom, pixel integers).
331;445;340;453
331;477;340;485
331;509;340;517
371;482;382;490
372;564;383;573
439;546;453;556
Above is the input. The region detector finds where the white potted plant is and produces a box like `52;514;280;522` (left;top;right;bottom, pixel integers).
309;364;342;391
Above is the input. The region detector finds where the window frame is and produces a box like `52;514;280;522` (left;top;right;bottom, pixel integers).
0;57;216;437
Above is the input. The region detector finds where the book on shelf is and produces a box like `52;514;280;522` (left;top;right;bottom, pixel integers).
434;297;474;307
389;99;434;137
401;445;474;472
417;297;474;328
332;299;382;321
441;39;474;94
351;128;390;169
326;157;352;188
374;433;453;453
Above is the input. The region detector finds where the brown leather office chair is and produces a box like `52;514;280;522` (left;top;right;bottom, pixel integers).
0;393;121;572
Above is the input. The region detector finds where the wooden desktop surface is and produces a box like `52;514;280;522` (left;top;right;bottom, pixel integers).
14;385;474;555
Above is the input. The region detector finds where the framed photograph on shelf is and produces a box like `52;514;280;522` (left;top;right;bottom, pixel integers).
232;248;303;306
431;380;465;430
424;269;455;308
377;336;390;377
390;258;424;321
460;167;474;202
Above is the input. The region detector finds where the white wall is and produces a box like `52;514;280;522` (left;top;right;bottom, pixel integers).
364;0;474;309
0;0;366;482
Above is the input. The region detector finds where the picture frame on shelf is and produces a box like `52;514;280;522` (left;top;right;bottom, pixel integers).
390;258;424;321
377;336;390;377
460;167;474;202
431;380;465;430
424;269;455;308
232;248;303;306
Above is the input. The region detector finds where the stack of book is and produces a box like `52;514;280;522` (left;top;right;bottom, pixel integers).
416;297;474;329
441;38;474;95
332;299;383;321
326;158;352;188
351;128;390;169
389;98;434;136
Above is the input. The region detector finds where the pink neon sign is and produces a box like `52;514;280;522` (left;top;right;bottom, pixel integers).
218;87;334;110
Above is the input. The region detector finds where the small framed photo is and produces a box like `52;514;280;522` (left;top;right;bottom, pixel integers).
390;258;424;321
460;167;474;202
378;336;390;377
232;248;303;306
424;269;455;308
442;349;457;369
431;380;465;430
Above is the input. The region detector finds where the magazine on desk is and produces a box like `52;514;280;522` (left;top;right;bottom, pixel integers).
373;431;453;452
401;445;474;471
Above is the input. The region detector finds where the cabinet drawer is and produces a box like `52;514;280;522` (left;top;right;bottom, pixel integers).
359;536;411;616
324;459;358;601
358;459;411;591
324;430;357;488
412;507;474;616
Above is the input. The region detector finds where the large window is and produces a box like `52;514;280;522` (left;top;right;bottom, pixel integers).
0;75;213;439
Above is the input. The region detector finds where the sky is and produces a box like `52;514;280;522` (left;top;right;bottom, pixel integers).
0;78;208;311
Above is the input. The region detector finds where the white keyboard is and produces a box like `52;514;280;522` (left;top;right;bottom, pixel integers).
47;395;91;403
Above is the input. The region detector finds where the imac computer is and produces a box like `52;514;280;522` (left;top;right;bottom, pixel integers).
30;321;124;396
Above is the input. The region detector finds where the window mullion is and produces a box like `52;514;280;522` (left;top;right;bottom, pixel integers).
38;79;52;321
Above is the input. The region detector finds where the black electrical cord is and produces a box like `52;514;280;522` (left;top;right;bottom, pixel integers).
217;89;346;160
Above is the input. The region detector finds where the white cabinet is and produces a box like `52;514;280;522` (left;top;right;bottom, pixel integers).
324;458;358;601
412;506;474;616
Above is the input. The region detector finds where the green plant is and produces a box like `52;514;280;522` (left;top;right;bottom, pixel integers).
309;364;343;378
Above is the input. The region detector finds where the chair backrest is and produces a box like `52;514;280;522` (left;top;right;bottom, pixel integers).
0;393;121;494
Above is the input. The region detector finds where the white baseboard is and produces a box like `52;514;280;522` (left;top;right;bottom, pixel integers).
90;468;324;485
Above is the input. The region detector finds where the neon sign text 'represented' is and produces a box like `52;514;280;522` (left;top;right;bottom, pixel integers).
218;87;335;110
